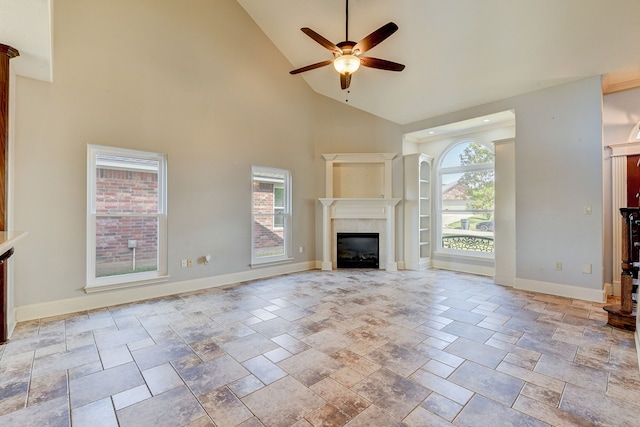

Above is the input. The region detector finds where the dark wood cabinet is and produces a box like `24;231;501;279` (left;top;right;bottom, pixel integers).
604;208;638;331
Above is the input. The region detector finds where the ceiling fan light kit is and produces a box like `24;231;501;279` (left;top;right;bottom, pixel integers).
333;54;360;74
289;0;405;90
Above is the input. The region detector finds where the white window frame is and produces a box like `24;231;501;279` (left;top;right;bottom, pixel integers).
251;166;292;266
436;140;495;259
86;144;168;292
273;185;285;229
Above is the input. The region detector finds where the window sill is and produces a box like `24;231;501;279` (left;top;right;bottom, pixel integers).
84;275;170;293
434;249;495;261
250;257;294;268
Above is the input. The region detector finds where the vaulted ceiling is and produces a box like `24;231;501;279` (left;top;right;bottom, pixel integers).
4;1;640;126
238;0;640;124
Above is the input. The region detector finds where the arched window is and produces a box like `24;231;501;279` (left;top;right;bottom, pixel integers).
438;140;495;256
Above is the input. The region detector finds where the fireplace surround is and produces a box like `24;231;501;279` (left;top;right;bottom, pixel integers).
319;153;400;270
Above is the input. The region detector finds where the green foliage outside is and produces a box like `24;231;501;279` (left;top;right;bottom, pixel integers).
458;142;494;219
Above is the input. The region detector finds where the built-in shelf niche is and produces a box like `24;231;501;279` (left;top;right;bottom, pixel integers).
322;153;396;199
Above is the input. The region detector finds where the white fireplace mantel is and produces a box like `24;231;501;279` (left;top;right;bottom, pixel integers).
319;198;401;271
319;153;400;271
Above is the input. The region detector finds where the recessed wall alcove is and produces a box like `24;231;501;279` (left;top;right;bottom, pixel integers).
319;153;400;271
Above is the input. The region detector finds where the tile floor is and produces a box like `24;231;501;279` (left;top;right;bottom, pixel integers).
0;269;639;426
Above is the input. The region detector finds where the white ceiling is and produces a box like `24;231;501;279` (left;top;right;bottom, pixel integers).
238;0;640;125
404;109;515;143
4;1;640;128
0;0;52;82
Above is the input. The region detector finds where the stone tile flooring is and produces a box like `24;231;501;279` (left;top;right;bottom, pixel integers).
0;269;639;426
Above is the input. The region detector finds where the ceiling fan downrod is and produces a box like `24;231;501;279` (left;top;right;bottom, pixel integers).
345;0;349;41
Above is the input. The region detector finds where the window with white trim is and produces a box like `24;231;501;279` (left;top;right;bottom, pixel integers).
274;186;285;229
251;166;291;265
87;145;168;290
438;140;495;257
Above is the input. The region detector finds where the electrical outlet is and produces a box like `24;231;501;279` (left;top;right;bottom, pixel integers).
584;205;592;215
181;259;187;268
299;246;304;253
582;263;592;274
555;262;562;271
187;259;193;268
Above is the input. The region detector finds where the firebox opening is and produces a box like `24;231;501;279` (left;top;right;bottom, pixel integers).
337;232;379;269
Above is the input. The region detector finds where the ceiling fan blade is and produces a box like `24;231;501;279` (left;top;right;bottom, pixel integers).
340;73;351;90
301;28;341;53
290;59;334;75
360;57;405;72
353;22;398;54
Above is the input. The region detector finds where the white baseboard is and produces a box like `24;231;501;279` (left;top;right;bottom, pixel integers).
515;278;606;303
604;282;614;296
494;274;515;287
15;261;317;323
7;312;16;339
12;262;610;327
612;280;621;297
431;259;494;277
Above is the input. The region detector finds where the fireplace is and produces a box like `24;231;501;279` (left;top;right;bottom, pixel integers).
336;233;379;268
319;153;400;271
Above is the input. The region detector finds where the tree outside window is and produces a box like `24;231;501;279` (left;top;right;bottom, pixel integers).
458;142;495;219
439;141;494;254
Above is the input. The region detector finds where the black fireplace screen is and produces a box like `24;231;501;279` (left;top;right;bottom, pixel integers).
336;232;379;268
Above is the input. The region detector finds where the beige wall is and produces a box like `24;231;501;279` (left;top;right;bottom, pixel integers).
8;0;610;320
10;0;402;316
311;95;404;260
403;77;606;302
13;0;318;307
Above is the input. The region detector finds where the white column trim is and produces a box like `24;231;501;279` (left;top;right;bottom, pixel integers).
386;202;398;271
611;155;627;295
607;142;640;295
319;199;333;270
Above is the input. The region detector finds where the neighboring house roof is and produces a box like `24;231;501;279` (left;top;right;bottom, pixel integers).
441;180;467;200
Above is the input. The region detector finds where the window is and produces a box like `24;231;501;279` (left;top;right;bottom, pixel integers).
273;186;285;229
87;145;167;291
251;166;291;265
438;141;494;256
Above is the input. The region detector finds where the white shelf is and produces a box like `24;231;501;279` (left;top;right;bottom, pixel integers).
404;153;433;270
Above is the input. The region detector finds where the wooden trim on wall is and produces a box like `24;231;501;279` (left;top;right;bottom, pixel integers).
0;43;19;343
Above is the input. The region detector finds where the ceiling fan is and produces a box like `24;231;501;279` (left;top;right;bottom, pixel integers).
289;0;405;90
